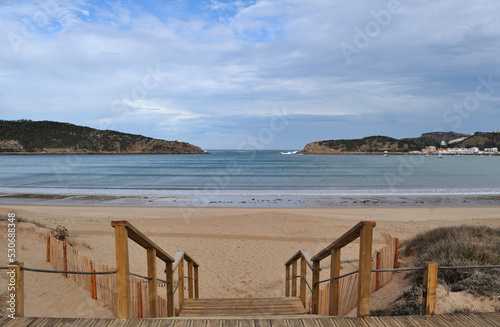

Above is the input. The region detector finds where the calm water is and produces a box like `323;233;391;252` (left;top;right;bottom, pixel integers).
0;151;499;206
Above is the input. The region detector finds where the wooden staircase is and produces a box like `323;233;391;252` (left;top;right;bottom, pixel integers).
179;297;308;317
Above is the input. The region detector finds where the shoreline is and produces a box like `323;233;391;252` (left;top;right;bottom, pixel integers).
1;192;500;208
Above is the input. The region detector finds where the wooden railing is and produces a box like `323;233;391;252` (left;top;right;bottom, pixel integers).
172;250;199;309
112;220;199;319
285;221;375;317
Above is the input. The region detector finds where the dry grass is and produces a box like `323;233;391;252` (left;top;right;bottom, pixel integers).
404;225;500;297
373;225;500;316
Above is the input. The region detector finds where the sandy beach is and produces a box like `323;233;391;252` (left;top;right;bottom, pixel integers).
1;204;499;318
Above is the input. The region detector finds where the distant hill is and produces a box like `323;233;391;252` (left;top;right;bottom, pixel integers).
452;132;500;149
420;131;469;142
0;120;205;154
301;135;442;154
301;131;500;154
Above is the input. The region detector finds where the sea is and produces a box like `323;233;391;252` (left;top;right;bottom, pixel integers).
0;150;499;207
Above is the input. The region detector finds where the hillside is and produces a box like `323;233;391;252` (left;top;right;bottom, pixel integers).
0;120;205;154
301;135;442;154
420;131;469;142
452;132;500;149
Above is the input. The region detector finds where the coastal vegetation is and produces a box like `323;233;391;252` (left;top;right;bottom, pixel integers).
302;135;442;154
373;225;500;315
302;131;500;154
0;120;204;154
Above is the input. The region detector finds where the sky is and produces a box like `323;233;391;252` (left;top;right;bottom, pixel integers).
0;0;499;150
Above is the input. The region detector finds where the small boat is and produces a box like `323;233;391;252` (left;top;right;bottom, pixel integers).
383;151;389;157
424;154;430;157
280;151;298;155
437;153;443;158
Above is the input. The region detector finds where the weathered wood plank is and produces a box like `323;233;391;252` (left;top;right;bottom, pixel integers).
111;221;174;263
314;317;339;327
360;317;387;327
402;315;436;327
474;313;500;327
238;319;255;327
357;223;373;317
330;317;358;327
312;221;376;261
422;262;438;316
285;318;303;327
254;319;272;327
269;319;288;327
114;225;131;319
147;247;159;318
174;320;194;327
221;320;238;327
431;314;467;327
370;316;403;327
455;313;494;327
329;248;340;317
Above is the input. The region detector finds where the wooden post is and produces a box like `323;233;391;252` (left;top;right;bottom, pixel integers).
291;260;298;297
8;262;24;317
311;260;320;315
178;257;185;308
137;280;143;319
114;224;131;319
300;256;307;307
90;261;97;300
188;260;194;299
147;247;158;318
422;262;438;315
357;222;374;317
63;242;68;278
394;238;399;269
329;247;340;316
165;261;174;317
376;251;381;291
194;266;199;299
46;234;50;262
285;265;290;297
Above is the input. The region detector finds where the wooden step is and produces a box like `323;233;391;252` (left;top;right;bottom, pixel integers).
179;297;308;317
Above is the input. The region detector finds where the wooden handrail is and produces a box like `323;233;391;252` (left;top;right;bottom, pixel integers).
285;249;313;270
311;221;376;261
285;220;376;317
112;220;199;319
111;221;174;263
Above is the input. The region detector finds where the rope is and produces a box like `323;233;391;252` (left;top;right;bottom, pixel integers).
286;275;302;281
438;265;500;270
302;276;313;292
0;266;9;270
21;267;117;275
173;278;182;294
372;267;425;272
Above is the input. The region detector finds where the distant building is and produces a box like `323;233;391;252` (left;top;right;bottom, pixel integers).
485;147;499;154
427;146;437;153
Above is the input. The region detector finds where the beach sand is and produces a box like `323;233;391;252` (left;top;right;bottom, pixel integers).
0;205;499;318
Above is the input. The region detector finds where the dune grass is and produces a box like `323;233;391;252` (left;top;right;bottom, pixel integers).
372;225;500;316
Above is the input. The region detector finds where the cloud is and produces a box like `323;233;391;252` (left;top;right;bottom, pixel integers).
1;0;499;148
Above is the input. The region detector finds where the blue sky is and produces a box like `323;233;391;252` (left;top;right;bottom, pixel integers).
1;0;499;150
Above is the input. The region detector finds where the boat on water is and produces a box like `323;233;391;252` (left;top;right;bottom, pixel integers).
383;150;389;157
437;153;443;158
280;151;299;155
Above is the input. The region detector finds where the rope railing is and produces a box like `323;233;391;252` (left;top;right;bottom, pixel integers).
313;264;500;286
21;267;117;275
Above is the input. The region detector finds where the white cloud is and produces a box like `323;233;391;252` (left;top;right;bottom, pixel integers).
1;0;499;148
